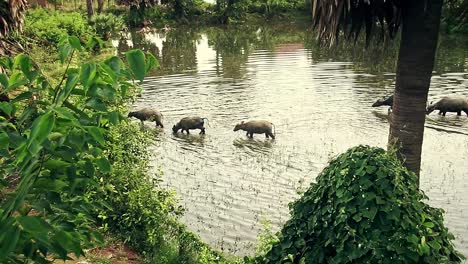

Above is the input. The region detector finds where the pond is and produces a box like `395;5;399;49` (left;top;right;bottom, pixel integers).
117;23;468;257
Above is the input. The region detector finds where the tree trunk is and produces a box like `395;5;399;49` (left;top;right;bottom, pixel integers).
223;0;235;24
86;0;94;18
389;0;443;180
97;0;104;13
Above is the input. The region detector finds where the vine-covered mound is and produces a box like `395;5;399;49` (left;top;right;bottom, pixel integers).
259;146;463;263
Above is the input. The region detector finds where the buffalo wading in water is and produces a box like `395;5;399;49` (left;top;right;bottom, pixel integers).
172;117;208;135
128;108;164;128
372;95;394;111
233;120;275;139
426;96;468;116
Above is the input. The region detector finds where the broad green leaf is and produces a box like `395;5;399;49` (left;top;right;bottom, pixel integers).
96;86;116;101
0;224;20;259
0;131;9;150
44;159;70;169
427;240;441;251
108;111;120;125
58;41;72;64
16;216;51;234
126;49;146;82
96;157;111;173
86;36;104;50
11;91;33;103
87;127;105;146
145;52;160;73
56;73;79;105
54;231;82;257
80;63;97;90
28;111;55;146
0;57;13;70
423;221;435;228
68;36;82;51
105;56;122;74
14;54;37;81
0;73;8;87
35;178;68;191
84;98;107;112
0;102;12;116
7;71;29;90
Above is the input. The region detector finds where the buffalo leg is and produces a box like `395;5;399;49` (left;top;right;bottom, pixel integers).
156;121;164;128
267;131;275;139
438;111;442;115
457;111;461;116
266;133;269;138
443;112;446;116
200;127;206;135
246;131;249;137
249;132;254;139
186;129;190;134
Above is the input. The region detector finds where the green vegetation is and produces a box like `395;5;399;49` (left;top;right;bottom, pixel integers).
2;1;466;263
249;146;463;263
89;13;126;40
24;9;94;45
442;0;468;34
0;31;231;262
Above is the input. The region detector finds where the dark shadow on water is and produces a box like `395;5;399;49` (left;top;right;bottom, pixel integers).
233;137;275;155
372;111;391;123
172;132;207;146
372;111;468;135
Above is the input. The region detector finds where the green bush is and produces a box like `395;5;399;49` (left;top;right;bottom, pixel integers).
95;121;232;263
0;37;157;262
89;13;126;40
24;9;93;45
251;145;464;263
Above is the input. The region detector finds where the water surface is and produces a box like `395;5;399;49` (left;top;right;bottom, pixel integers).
118;24;468;256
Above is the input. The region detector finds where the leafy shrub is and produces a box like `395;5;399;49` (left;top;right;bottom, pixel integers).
89;13;126;41
24;9;93;45
95;119;232;263
251;145;464;263
0;37;157;262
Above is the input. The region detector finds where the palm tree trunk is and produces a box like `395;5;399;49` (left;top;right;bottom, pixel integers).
389;0;443;180
86;0;95;18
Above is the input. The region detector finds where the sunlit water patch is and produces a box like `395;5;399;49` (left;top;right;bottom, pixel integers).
119;25;468;257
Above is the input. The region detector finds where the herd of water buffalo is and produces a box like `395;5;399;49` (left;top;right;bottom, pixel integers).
372;94;468;116
128;109;276;139
128;95;468;139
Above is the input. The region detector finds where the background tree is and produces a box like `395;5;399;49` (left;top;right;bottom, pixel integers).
0;0;27;56
117;0;157;25
86;0;95;18
311;0;444;179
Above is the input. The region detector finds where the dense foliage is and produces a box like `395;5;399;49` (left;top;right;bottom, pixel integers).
250;146;463;263
24;9;94;45
442;0;468;33
96;124;231;263
0;30;233;262
89;13;126;40
0;36;157;262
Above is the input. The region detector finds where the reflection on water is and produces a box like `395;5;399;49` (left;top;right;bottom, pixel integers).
119;24;468;257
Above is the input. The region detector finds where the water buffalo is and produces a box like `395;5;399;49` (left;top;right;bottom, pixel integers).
172;117;208;134
372;95;393;109
426;96;468;116
233;120;275;139
128;108;164;127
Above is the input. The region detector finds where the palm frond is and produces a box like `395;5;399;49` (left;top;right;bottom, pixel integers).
1;0;27;55
311;0;402;46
